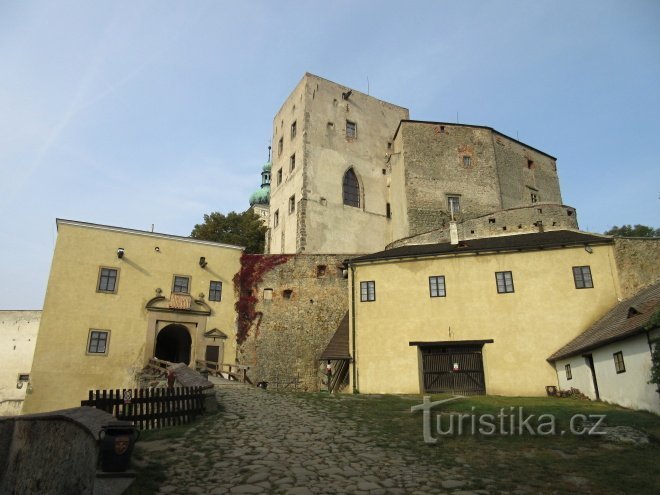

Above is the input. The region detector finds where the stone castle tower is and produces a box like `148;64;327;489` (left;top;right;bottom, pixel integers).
262;73;578;254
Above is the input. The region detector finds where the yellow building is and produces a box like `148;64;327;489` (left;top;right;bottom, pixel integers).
23;219;242;414
347;230;623;396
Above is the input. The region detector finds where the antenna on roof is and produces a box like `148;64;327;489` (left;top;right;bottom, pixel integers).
367;76;370;95
268;145;271;161
456;112;459;124
151;224;154;232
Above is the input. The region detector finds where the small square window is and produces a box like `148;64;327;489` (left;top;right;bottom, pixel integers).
87;330;109;355
274;209;280;228
263;288;273;300
97;267;119;293
173;275;190;294
531;193;538;203
447;196;460;214
277;169;282;185
18;374;30;382
346;120;357;139
613;351;626;373
291;121;297;139
316;265;327;277
283;289;293;299
289;195;296;214
360;281;375;302
290;153;296;172
209;281;222;302
429;276;446;297
565;364;572;381
278;137;283;156
495;271;514;294
573;266;593;289
462;156;472;167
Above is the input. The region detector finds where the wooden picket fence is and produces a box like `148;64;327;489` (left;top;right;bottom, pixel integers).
81;386;205;430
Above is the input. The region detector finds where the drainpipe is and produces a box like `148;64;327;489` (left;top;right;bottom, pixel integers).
351;264;358;393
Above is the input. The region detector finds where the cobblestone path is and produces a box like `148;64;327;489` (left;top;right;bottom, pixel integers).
140;380;486;495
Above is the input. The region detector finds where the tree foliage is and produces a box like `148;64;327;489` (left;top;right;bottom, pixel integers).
191;210;267;254
604;224;660;237
647;310;660;388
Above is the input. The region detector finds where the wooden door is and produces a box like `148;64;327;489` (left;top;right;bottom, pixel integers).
205;345;220;363
421;345;486;395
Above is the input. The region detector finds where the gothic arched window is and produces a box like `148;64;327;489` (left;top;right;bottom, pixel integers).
342;168;360;208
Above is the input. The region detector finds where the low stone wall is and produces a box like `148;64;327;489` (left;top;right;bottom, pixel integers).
0;407;114;494
389;204;579;248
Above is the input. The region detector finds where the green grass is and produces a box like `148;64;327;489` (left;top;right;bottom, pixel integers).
296;392;660;494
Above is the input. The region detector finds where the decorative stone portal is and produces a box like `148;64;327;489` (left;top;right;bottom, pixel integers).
155;324;192;364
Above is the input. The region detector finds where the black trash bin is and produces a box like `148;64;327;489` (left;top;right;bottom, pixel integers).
98;421;140;472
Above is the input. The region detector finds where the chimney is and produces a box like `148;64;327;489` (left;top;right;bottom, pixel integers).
449;221;459;245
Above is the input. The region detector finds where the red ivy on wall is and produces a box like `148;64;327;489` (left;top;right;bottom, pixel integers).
233;253;291;344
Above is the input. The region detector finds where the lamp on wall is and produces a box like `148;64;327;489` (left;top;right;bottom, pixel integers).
117;248;125;259
199;257;207;268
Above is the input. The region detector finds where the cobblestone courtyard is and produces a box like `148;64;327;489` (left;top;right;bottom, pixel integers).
137;380;481;495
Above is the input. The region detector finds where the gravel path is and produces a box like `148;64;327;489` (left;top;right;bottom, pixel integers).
142;380;483;495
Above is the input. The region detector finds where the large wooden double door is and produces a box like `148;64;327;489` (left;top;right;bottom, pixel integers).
421;344;486;395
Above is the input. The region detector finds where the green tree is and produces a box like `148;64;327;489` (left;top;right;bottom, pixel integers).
604;224;660;237
647;310;660;390
191;210;267;253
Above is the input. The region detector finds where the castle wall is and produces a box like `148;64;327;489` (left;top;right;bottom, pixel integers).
237;254;349;391
491;132;562;208
389;204;579;248
397;123;503;236
612;238;660;298
268;73;408;254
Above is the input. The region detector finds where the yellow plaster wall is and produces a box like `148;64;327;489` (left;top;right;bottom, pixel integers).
350;244;620;396
22;222;242;413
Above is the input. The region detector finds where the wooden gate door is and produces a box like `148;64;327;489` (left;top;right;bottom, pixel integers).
421;344;486;395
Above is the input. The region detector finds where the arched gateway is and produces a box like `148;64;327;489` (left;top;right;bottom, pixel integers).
155;324;192;364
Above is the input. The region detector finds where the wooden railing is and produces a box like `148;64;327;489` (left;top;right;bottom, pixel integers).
195;360;253;385
81;386;205;430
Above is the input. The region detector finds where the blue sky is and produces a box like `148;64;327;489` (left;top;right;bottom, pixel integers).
1;0;659;309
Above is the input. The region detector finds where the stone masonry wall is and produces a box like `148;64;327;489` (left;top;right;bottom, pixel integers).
389;204;579;248
237;254;350;390
400;123;502;236
396;122;564;238
613;238;660;299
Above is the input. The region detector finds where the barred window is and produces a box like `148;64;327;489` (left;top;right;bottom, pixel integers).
447;196;460;214
97;267;118;293
360;281;375;302
495;271;514;294
209;281;222;302
87;330;109;355
565;364;572;380
343;168;360;208
346;120;357;139
429;276;446;297
573;266;593;289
